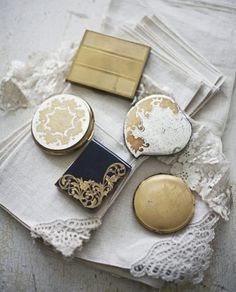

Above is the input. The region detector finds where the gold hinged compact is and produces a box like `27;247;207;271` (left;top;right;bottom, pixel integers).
31;94;94;155
133;174;195;234
67;30;151;99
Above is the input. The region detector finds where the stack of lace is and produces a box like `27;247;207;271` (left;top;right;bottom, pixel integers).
0;0;235;288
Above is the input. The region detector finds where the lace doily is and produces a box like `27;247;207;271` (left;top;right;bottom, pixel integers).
0;42;78;111
159;120;232;220
130;212;219;284
31;217;101;256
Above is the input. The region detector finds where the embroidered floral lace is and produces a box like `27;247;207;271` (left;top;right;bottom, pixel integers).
130;212;219;284
0;43;77;111
31;217;101;257
159;120;231;220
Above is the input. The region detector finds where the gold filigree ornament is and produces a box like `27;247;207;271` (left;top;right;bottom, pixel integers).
124;94;192;158
31;94;94;155
58;163;127;208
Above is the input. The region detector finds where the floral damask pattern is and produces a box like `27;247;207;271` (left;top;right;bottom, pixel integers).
36;98;85;146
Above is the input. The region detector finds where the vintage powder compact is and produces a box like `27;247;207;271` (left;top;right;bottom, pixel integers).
31;94;94;155
124;95;194;232
124;94;192;157
56;139;131;209
67;30;150;99
133;174;195;234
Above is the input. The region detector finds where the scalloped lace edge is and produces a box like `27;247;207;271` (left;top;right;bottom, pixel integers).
158;120;232;220
31;217;101;257
130;212;219;284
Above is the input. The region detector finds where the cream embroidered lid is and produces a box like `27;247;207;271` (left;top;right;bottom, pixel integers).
133;174;195;233
31;94;94;155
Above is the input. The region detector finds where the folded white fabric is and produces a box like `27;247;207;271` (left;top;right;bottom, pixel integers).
0;52;233;289
0;105;231;286
104;15;225;115
121;15;225;115
0;54;232;287
0;0;235;287
102;0;236;136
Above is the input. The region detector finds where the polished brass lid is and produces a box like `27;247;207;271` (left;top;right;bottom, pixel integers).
31;94;94;155
67;30;150;99
133;174;195;234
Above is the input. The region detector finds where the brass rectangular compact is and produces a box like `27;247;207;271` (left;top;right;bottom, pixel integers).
67;30;151;99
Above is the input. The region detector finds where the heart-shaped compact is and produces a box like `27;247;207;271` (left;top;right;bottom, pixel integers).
124;94;192;158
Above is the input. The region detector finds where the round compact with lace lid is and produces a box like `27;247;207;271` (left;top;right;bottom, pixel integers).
124;94;192;158
133;174;195;234
31;94;94;155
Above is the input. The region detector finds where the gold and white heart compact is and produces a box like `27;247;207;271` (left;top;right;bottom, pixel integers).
124;94;192;158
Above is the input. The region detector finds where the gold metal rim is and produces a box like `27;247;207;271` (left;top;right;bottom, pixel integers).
133;174;195;234
31;95;95;155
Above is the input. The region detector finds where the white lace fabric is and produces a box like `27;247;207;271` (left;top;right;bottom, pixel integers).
0;42;232;285
31;217;101;257
159;120;232;220
130;212;219;284
0;42;77;111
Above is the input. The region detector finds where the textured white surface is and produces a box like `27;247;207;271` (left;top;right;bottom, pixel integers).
124;95;192;157
1;1;236;292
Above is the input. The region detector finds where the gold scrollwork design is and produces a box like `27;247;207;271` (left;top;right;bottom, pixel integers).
58;163;127;208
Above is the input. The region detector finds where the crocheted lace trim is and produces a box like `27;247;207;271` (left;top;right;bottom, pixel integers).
159;120;232;220
130;212;219;284
0;42;77;111
31;217;101;257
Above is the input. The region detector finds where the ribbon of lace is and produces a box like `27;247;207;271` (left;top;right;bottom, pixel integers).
0;42;78;111
159;120;232;220
130;212;219;284
31;217;101;257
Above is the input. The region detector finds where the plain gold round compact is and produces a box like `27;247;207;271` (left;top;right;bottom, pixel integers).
133;174;195;234
31;94;94;155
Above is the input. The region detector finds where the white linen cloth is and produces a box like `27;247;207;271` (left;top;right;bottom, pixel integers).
107;16;224;115
0;99;230;285
102;0;236;136
0;46;232;287
0;0;235;288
